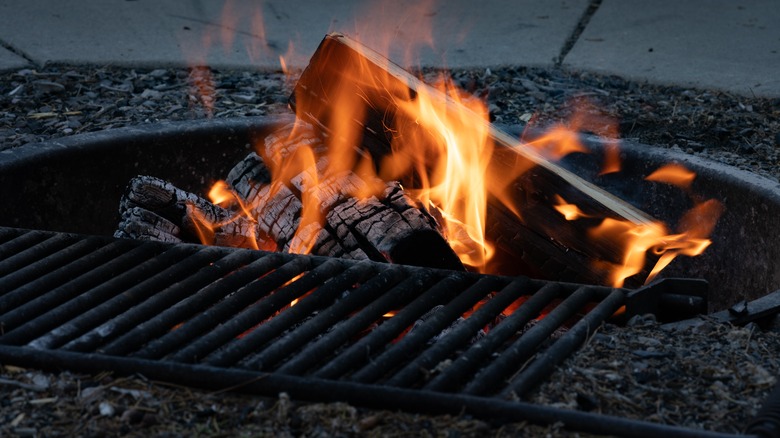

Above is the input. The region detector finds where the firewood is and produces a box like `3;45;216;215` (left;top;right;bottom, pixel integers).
115;175;273;250
289;33;658;286
115;122;464;271
246;121;464;269
115;206;182;244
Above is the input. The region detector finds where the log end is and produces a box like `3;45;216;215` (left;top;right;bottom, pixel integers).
387;228;464;271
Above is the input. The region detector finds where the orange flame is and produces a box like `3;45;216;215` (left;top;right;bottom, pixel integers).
185;5;722;286
208;180;236;207
524;126;589;161
177;0;288;116
646;164;696;190
524;97;621;174
385;76;495;268
553;195;590;221
554;162;723;287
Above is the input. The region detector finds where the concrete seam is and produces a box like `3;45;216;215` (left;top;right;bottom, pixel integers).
555;0;602;67
0;38;39;67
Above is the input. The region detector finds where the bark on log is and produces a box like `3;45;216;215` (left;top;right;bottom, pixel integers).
289;32;658;286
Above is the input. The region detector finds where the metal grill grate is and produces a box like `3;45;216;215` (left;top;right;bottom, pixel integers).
0;226;727;438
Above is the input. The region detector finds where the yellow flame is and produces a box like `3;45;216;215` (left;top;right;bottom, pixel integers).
387;76;495;268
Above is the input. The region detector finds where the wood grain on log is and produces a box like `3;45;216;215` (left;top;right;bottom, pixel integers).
115;175;274;250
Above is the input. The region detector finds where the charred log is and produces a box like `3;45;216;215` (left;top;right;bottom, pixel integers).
115;175;271;250
116;122;463;271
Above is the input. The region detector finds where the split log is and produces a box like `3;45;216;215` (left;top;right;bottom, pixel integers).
115;121;464;271
289;32;659;286
115;175;270;249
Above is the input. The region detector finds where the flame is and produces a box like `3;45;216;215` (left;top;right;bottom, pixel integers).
385;76;495;268
183;180;268;251
523;97;621;174
183;4;722;286
186;66;216;117
554;163;723;287
272;144;323;255
646;164;696;190
208;180;236;207
176;0;288;116
255;25;498;267
553;195;590;221
590;219;669;287
247;4;269;63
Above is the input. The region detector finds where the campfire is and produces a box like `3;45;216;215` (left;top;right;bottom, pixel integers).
2;41;779;436
116;33;723;290
4;3;780;436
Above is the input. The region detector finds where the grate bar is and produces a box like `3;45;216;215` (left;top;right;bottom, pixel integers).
0;240;153;337
171;259;354;364
502;288;626;397
62;249;260;353
424;283;561;392
349;276;507;385
0;234;78;279
3;244;198;346
462;285;596;396
101;251;282;356
0;230;61;265
140;256;328;362
0;345;741;438
385;276;536;389
256;268;434;373
0;227;710;437
26;245;209;349
312;272;475;380
207;267;403;369
0;241;137;317
0;236;104;295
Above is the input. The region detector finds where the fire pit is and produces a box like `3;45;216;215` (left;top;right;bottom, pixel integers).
1;33;779;433
2;112;780;436
1;116;778;311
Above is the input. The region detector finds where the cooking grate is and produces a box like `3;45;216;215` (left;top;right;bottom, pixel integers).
0;226;729;437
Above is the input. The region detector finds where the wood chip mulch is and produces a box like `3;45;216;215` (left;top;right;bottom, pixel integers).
0;366;584;437
531;316;780;435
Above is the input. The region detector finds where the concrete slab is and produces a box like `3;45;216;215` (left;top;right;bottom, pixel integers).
563;0;780;97
0;45;30;71
0;0;587;70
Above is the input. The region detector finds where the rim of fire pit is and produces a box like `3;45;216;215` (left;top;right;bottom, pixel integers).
1;115;779;311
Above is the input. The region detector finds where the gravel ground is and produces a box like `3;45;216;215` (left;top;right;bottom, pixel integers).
0;367;590;437
532;316;780;435
2;65;780;436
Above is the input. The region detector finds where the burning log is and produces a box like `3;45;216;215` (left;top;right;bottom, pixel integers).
115;122;464;271
115;175;266;249
289;32;659;286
